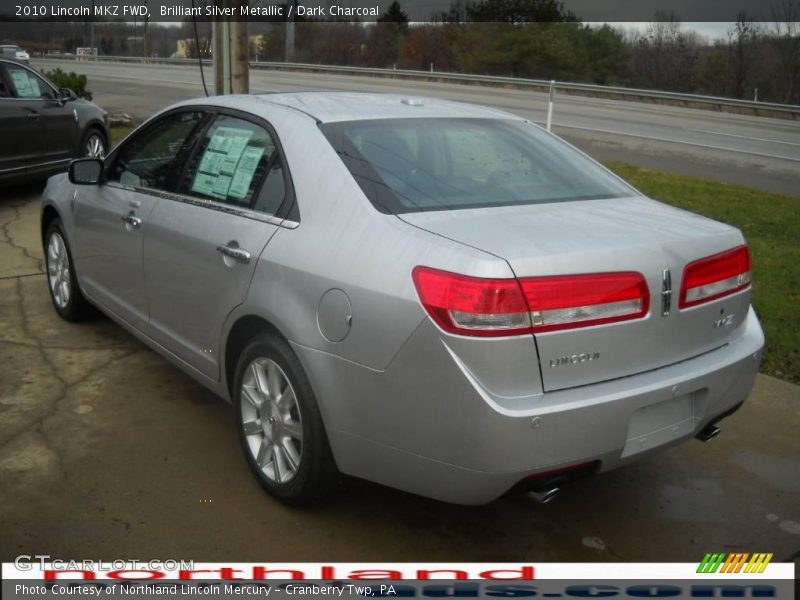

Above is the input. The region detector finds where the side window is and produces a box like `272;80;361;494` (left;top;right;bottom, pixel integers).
108;111;204;191
5;65;55;99
180;115;285;212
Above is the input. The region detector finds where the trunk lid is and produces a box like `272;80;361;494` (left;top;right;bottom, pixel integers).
399;196;750;391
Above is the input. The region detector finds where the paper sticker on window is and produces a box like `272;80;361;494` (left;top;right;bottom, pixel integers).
228;146;265;199
191;126;254;199
10;71;35;98
191;173;219;198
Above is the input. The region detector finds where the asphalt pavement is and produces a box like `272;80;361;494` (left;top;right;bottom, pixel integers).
1;183;799;564
33;58;800;196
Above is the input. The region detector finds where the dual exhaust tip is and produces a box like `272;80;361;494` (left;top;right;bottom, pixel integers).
696;423;721;443
527;487;560;504
526;426;722;505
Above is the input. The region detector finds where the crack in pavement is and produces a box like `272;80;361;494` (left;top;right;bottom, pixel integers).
0;204;45;274
0;337;132;351
0;276;140;462
0;272;48;280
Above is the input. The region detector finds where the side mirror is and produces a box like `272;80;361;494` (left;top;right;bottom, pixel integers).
58;87;76;103
69;158;103;185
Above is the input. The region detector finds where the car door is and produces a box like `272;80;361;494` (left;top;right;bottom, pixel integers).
142;111;292;381
0;62;44;177
3;62;76;167
72;110;207;329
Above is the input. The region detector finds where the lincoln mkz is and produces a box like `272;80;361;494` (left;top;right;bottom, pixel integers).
40;93;764;504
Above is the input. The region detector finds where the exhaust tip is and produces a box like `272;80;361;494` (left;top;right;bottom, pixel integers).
696;424;721;443
527;487;560;505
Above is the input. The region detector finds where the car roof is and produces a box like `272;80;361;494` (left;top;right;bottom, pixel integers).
194;92;521;124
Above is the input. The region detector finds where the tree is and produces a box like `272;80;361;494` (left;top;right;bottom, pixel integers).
769;0;800;103
378;1;410;36
436;0;467;22
632;14;700;93
695;44;731;96
727;13;761;98
400;24;461;71
465;0;578;23
368;1;410;67
582;25;629;85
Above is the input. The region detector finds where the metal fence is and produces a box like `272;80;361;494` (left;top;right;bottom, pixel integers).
38;54;800;119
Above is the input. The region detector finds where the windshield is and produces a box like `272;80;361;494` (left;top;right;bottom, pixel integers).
321;118;636;214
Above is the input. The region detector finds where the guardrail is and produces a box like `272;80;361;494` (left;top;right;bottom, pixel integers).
38;54;800;119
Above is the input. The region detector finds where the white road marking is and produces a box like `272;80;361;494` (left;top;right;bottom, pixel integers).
547;123;800;163
693;129;800;147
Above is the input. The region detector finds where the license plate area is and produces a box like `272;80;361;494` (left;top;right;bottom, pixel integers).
621;390;706;458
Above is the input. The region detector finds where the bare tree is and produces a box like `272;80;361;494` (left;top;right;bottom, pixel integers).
727;12;761;98
770;0;800;103
633;13;699;93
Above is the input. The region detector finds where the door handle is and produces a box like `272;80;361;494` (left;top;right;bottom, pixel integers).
216;243;251;264
121;213;142;229
26;111;40;120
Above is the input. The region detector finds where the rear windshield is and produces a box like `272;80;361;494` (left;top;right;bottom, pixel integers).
321;118;635;214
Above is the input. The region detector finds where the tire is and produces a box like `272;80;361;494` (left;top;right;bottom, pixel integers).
233;333;338;505
81;127;107;158
44;219;94;322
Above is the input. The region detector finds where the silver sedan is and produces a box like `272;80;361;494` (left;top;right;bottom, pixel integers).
40;93;764;505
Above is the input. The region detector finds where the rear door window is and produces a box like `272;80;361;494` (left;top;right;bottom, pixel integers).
179;114;287;214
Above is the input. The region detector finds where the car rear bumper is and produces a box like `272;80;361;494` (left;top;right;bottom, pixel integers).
294;307;764;504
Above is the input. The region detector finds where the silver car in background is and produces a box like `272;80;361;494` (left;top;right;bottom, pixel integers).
41;93;764;505
0;44;30;64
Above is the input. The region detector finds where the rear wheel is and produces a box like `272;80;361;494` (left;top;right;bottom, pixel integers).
45;219;93;321
234;333;338;505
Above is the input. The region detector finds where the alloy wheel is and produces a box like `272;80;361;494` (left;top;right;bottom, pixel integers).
47;232;71;309
240;358;304;484
85;134;106;158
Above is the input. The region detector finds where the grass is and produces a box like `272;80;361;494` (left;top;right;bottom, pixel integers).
110;126;134;148
607;162;799;385
105;124;799;383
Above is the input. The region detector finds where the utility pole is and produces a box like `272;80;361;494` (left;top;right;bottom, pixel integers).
90;0;95;56
143;1;149;58
285;0;296;62
230;5;249;93
213;0;249;95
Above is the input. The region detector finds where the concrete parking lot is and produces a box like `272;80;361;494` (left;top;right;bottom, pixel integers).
1;183;799;565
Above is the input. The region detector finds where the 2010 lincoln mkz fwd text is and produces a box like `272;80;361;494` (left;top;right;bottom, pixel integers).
40;92;764;505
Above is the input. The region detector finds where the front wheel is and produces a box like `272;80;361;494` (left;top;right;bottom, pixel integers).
44;219;94;321
234;334;338;505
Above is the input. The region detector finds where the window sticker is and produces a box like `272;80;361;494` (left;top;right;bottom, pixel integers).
228;146;265;199
191;126;254;199
10;70;35;98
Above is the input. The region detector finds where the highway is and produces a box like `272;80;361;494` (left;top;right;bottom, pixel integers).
34;58;800;194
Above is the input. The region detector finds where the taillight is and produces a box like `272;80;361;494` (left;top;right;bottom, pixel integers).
412;267;649;337
411;267;531;337
519;272;649;333
679;245;751;309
